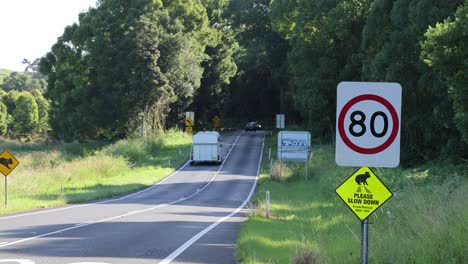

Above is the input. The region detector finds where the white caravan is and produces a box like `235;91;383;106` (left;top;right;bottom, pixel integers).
190;131;222;165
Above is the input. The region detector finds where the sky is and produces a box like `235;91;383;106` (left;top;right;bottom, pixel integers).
0;0;97;71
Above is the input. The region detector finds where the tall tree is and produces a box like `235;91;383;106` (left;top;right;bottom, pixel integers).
191;0;239;125
225;0;290;122
31;90;49;134
2;72;28;91
421;2;468;144
12;93;39;136
0;102;8;135
40;0;213;139
361;0;464;163
272;0;372;137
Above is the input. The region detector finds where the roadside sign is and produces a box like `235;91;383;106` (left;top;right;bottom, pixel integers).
335;82;401;167
186;126;193;133
0;150;19;176
276;114;285;129
185;118;193;127
185;111;194;124
278;131;310;161
212;115;221;128
277;131;311;180
335;167;392;221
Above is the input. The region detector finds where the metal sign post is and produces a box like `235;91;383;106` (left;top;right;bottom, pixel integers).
279;132;282;179
4;176;7;208
361;219;369;264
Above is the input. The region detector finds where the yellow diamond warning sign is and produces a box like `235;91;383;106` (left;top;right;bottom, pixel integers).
0;150;20;176
212;115;221;128
335;167;392;221
185;118;193;127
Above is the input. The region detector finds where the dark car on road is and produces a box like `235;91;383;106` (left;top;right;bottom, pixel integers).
245;122;262;132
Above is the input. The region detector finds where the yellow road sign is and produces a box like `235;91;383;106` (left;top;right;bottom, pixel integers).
212;115;221;128
335;167;392;221
0;150;20;176
185;118;193;127
186;126;193;133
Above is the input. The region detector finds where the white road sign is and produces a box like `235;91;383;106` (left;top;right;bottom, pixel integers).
276;114;285;129
278;131;310;161
335;82;401;167
185;111;194;124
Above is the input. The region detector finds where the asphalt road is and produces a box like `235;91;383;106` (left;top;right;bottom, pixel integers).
0;131;266;264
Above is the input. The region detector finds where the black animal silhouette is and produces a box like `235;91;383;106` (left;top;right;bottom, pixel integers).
355;172;370;185
0;157;13;169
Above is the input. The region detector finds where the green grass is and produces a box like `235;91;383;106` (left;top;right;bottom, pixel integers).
237;134;468;264
0;130;192;214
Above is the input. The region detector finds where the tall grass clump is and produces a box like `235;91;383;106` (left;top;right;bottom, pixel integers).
292;249;322;264
0;130;191;214
237;132;467;264
101;129;191;166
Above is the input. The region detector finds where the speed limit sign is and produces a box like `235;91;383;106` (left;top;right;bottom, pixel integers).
335;82;401;167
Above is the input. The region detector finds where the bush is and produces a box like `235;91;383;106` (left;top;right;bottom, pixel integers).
292;250;322;264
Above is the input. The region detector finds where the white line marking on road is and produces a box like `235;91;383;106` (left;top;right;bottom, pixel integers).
0;160;191;221
159;135;265;264
0;260;35;264
0;135;242;249
67;262;111;264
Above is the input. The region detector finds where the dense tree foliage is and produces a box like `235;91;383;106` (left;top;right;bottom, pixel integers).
272;0;372;137
0;101;7;135
31;90;50;134
1;72;46;91
12;93;39;136
223;0;290;122
421;2;468;145
40;0;219;139
191;0;238;126
38;0;466;164
0;89;49;138
268;0;466;164
361;0;465;162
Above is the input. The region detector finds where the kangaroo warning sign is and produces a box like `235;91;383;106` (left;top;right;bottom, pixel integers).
0;150;20;176
336;82;401;167
336;167;392;221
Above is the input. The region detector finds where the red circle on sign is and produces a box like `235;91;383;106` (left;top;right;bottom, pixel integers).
338;94;399;154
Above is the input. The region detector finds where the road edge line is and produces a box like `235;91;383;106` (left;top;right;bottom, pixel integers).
0;135;242;249
159;135;265;264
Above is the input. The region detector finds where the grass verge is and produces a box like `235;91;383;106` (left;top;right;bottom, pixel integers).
0;130;191;214
237;133;467;264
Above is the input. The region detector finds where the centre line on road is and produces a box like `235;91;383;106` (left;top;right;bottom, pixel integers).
0;135;239;221
159;135;265;264
0;135;242;249
0;161;190;221
0;260;35;264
